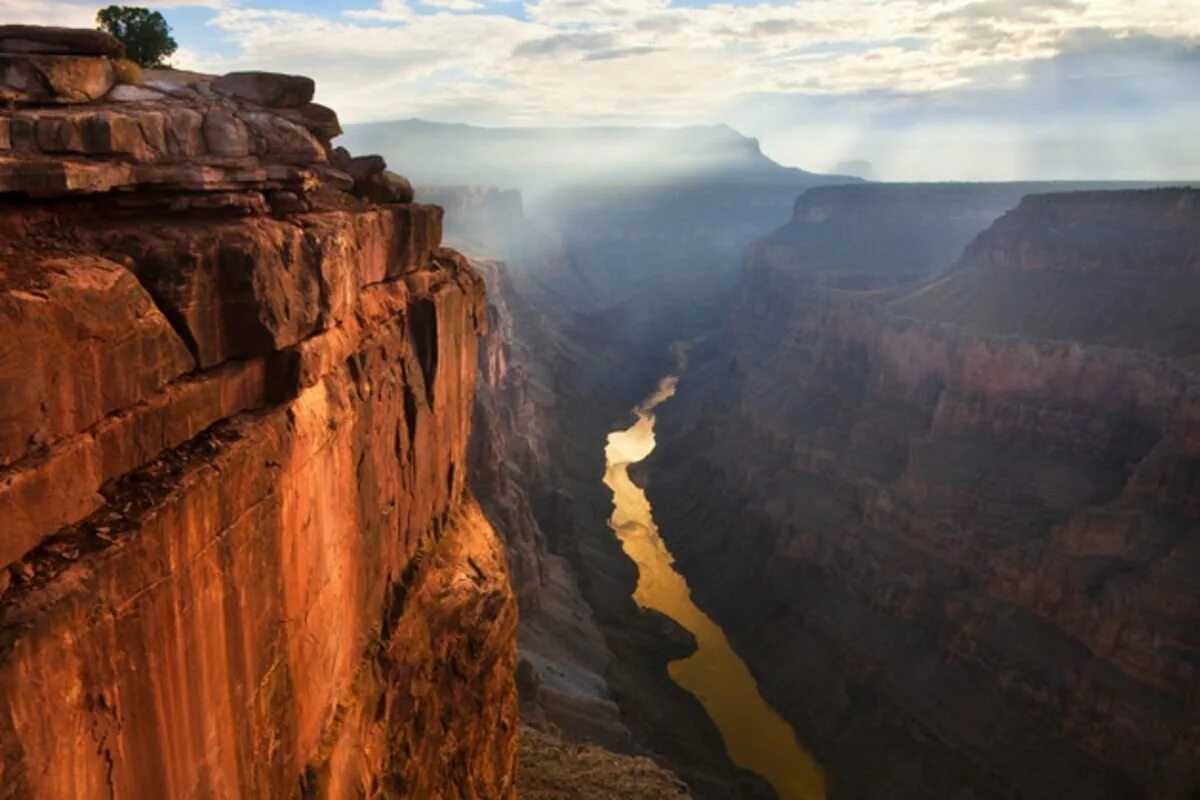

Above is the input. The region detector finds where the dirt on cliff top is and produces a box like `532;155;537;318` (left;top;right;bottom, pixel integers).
518;726;692;799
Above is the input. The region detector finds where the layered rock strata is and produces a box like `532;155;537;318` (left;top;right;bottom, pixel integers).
748;181;1175;290
649;187;1200;799
0;28;342;201
0;36;517;800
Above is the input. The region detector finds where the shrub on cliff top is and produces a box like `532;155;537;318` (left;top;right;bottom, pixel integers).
96;5;178;68
112;58;143;85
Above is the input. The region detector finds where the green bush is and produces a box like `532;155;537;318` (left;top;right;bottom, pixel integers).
96;6;178;68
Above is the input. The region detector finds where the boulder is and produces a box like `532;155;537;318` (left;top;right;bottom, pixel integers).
237;110;325;162
0;25;123;57
330;146;352;171
276;102;341;142
314;165;354;193
342;155;413;204
211;71;315;108
346;154;386;181
359;170;415;204
0;54;115;104
202;109;251;157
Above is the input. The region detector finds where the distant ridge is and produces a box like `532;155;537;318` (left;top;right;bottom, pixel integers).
340;118;858;194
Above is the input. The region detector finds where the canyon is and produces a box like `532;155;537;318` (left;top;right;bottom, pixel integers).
1;22;1197;800
420;153;1197;799
647;187;1200;799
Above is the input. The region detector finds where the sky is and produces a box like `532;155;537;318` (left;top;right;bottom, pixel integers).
19;0;1200;180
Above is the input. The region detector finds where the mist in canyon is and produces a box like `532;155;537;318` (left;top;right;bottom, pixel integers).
352;114;1198;800
1;6;1198;800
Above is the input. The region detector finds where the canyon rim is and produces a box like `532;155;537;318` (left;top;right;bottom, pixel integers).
1;9;1199;800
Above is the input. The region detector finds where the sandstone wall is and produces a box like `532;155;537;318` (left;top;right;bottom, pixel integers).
468;257;627;745
0;32;516;800
649;188;1200;799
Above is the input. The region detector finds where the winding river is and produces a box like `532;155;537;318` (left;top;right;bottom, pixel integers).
603;349;825;800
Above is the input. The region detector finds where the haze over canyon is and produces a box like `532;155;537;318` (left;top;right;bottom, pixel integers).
0;6;1198;800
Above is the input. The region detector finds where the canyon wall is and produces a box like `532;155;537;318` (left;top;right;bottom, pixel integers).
649;186;1200;799
432;185;774;797
747;181;1171;289
0;32;517;799
470;256;629;745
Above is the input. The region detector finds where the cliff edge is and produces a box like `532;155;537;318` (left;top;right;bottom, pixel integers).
0;26;517;799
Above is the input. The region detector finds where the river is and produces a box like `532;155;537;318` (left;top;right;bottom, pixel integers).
602;349;825;800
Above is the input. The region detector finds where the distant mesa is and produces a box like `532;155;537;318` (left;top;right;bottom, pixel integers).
339;118;860;196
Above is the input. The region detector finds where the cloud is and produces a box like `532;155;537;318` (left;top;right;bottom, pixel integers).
725;28;1200;180
584;45;662;61
344;0;413;22
750;18;823;37
513;32;615;58
422;0;484;10
132;0;1197;178
935;0;1084;24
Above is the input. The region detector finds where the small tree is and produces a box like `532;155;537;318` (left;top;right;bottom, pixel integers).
96;6;178;68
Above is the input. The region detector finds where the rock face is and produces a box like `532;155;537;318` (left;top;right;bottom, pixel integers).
747;181;1173;290
0;53;115;104
648;187;1200;799
0;27;122;105
893;189;1200;367
0;40;517;800
469;257;626;745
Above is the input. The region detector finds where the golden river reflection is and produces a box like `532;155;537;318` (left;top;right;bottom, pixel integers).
603;360;825;800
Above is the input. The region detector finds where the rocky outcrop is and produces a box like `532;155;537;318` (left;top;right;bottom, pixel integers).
211;71;315;108
0;25;123;57
0;38;349;200
0;35;517;800
649;187;1200;799
0;27;123;105
518;725;691;799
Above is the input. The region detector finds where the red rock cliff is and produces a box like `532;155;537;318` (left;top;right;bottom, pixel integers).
0;27;516;800
649;187;1200;800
